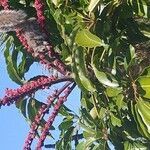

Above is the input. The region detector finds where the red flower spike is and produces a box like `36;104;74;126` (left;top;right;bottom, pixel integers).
0;0;9;9
36;84;76;149
23;82;72;149
0;76;72;106
1;3;68;75
34;0;45;29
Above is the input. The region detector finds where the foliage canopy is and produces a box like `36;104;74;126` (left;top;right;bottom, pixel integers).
0;0;150;149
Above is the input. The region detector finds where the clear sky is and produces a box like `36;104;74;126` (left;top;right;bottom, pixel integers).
0;50;80;149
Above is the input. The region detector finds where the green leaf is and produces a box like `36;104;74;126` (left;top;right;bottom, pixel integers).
18;56;34;78
4;37;23;85
124;141;133;150
91;49;119;87
63;126;74;149
76;141;86;150
138;76;150;98
128;0;150;18
75;29;101;48
79;121;96;135
84;137;97;148
16;98;27;118
94;70;119;87
51;0;61;6
72;46;96;92
56;126;74;150
106;87;122;97
99;107;107;119
80;108;96;127
88;0;101;13
136;98;150;134
115;94;127;111
110;114;122;127
133;141;148;149
59;119;73;131
58;104;74;117
27;98;45;123
90;107;98;119
131;100;150;138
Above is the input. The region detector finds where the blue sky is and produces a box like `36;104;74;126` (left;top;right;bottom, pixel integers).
0;50;80;149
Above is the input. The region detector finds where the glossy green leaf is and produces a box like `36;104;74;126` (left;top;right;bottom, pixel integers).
124;141;133;150
88;0;101;13
80;108;96;127
75;29;101;48
92;67;119;87
58;104;74;117
115;94;127;111
16;98;27;118
110;114;122;127
4;37;23;85
56;126;74;150
128;0;150;18
79;121;96;135
133;141;147;149
18;56;34;78
72;46;96;92
90;107;98;119
131;100;150;139
84;137;97;148
59;119;73;131
91;49;119;87
51;0;60;6
76;141;86;150
106;87;122;97
99;107;107;119
138;76;150;98
27;98;46;123
136;98;150;134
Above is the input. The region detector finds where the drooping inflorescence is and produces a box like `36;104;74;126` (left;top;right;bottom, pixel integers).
0;1;68;75
23;82;72;149
36;83;76;149
0;0;75;149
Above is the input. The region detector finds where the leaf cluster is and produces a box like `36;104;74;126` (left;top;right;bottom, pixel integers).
1;0;150;149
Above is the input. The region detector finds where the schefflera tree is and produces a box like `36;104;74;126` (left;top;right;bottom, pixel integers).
0;0;150;149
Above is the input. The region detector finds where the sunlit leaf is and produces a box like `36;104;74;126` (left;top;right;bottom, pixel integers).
75;29;101;48
106;87;122;97
110;114;122;127
88;0;101;13
4;37;24;85
138;76;150;98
